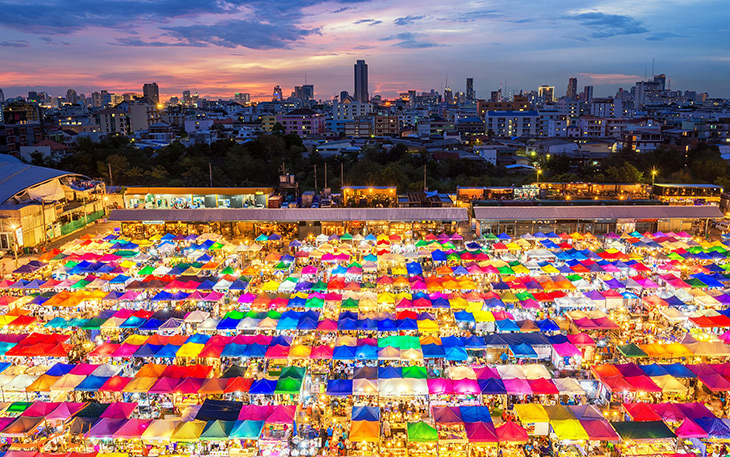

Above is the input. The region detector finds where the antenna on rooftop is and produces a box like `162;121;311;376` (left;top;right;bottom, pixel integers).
651;58;655;77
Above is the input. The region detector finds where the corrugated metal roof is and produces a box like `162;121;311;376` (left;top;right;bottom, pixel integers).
474;205;723;221
0;155;82;204
109;207;469;222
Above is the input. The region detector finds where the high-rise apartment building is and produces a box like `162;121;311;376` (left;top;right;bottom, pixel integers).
273;85;283;101
354;60;369;103
234;93;251;104
582;86;594;102
566;78;577;99
466;78;475;100
143;83;159;105
65;89;78;104
538;85;554;104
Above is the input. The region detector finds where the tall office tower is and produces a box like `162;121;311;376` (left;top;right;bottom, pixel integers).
583;86;594;102
143;83;160;105
538;85;554;104
234;93;251;104
182;90;191;104
340;91;350;102
65;89;78;104
354;60;369;103
444;88;453;104
653;74;667;91
0;88;5;104
272;85;283;101
466;78;474;100
566;77;577;99
294;85;315;102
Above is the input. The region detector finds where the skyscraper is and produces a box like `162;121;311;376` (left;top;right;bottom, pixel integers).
538;85;554;104
273;85;283;101
0;88;4;104
444;88;453;104
566;77;577;99
466;78;474;100
65;89;78;104
143;83;159;105
582;86;594;102
354;60;369;103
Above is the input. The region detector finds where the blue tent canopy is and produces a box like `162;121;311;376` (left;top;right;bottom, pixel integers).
536;319;560;332
659;363;696;378
46;363;75;376
248;379;277;395
76;375;110;392
220;343;247;358
495;319;520;332
422;343;446;358
378;366;402;379
139;318;163;331
333;345;357;360
354;345;378;360
478;378;507;395
460;406;493;423
156;345;182;358
134;344;162;357
510;343;538;358
326;380;353;396
352;406;380;421
445;346;468;361
243;344;267;358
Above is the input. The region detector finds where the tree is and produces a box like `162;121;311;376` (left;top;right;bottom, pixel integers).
604;163;643;183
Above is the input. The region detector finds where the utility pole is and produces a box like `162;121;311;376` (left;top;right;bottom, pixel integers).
340;161;344;188
324;162;328;189
314;164;318;192
209;163;213;187
107;162;114;186
423;164;427;192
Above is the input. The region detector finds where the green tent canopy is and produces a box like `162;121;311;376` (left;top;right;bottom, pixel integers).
611;421;675;440
407;421;438;442
81;317;106;330
274;377;303;395
279;366;307;380
617;343;648;358
200;420;233;441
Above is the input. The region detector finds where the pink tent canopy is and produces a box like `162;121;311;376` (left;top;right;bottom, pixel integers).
265;405;296;424
238;405;272;421
503;378;532;395
674;419;708;438
45;402;87;421
101;402;138;419
465;422;498;443
310;345;334;359
427;379;453;395
568;333;596;346
496;421;529;443
113;418;152;439
553;342;582;357
453;379;480;395
580;420;620;441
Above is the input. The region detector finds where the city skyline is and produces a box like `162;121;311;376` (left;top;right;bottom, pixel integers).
0;0;729;100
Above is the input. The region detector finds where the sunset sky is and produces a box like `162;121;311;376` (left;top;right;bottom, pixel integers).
1;0;728;101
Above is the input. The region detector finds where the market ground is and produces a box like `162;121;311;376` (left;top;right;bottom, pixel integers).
0;220;120;277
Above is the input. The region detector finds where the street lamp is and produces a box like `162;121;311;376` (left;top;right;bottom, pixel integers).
651;168;658;187
536;168;543;184
9;224;18;267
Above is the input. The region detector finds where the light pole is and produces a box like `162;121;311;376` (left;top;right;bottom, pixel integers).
10;224;18;267
651;168;658;187
536;168;543;184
